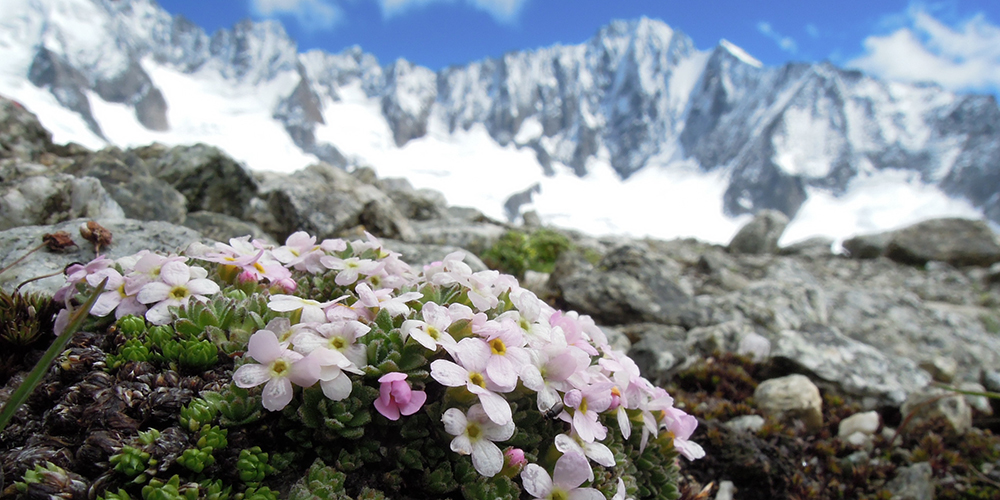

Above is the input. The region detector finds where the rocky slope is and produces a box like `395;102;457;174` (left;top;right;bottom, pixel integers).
2;0;999;228
3;95;1000;498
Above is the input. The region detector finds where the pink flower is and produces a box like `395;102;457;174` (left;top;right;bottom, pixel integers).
561;382;614;443
520;452;602;500
233;329;321;411
373;372;426;420
54;255;113;303
665;407;705;460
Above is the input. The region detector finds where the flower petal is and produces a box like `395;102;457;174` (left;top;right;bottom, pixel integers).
430;360;468;388
553;452;591;489
247;330;282;364
521;464;552;498
233;363;271;388
471;439;503;477
441;408;468;436
262;377;293;411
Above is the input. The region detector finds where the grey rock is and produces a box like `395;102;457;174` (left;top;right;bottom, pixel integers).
598;325;632;354
918;356;958;383
0;95;54;161
727;209;789;255
377;177;448;221
409;218;507;255
886;462;934;500
626;324;689;382
66;148;188;224
842;231;893;259
753;374;823;432
358;198;417;242
838;411;880;439
553;243;695;326
0;218;208;296
146;144;260;218
958;382;992;415
900;387;973;435
256;163;404;242
182;211;273;245
886;217;1000;267
0;173;125;230
378;239;488;273
988;262;1000;284
724;415;765;434
771;324;930;405
983;370;1000;393
714;480;736;500
779;236;834;258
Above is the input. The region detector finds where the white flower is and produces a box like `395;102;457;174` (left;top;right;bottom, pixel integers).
441;404;514;477
136;260;219;325
520;452;603;500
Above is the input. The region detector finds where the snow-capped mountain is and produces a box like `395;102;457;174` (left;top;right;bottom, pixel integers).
1;0;995;244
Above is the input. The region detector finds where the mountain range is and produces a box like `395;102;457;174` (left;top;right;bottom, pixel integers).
1;0;997;244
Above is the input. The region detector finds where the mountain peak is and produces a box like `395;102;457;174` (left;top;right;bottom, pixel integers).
719;38;763;68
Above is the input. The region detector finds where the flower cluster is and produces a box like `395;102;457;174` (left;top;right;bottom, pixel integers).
55;251;220;326
58;230;702;497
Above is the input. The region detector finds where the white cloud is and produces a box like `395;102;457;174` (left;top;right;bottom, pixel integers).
805;23;820;39
757;21;798;54
250;0;343;32
379;0;528;24
848;8;1000;93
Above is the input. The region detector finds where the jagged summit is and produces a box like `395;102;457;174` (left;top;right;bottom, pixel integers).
0;0;996;242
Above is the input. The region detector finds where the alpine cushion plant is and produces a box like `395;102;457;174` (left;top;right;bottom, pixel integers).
55;230;702;499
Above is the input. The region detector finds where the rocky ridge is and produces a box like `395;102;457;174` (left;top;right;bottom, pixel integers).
3;0;1000;227
3;95;1000;497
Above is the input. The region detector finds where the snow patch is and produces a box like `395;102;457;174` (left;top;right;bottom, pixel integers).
781;169;983;247
720;39;762;68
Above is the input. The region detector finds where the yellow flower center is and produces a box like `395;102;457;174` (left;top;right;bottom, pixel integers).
579;397;588;415
330;337;346;350
168;286;190;301
466;422;482;440
427;326;440;340
469;372;486;388
489;338;506;356
270;358;290;377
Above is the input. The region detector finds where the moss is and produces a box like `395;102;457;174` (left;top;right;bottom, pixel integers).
480;229;571;279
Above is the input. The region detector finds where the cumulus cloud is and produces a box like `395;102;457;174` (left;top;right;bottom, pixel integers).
848;8;1000;93
250;0;343;32
757;21;798;54
379;0;529;24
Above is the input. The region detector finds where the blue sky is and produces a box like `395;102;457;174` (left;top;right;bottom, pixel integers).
157;0;1000;96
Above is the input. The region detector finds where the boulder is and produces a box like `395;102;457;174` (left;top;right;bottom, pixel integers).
0;95;53;161
255;163;408;242
842;231;893;259
727;209;789;255
0;173;125;230
552;244;695;326
885;217;1000;267
771;324;930;406
376;176;448;221
0;218;209;296
145;144;260;219
66;148;187;223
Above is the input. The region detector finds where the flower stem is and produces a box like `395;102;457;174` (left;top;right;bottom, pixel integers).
0;278;107;433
